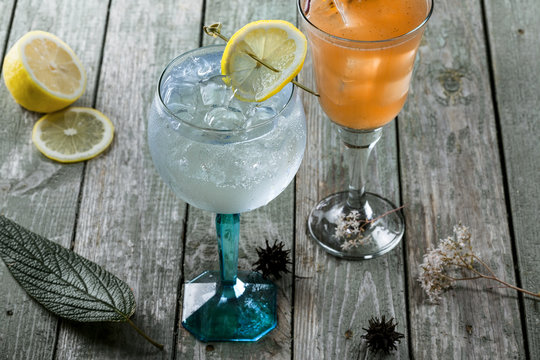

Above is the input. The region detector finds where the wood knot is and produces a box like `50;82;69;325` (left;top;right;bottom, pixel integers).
432;67;475;106
440;70;462;94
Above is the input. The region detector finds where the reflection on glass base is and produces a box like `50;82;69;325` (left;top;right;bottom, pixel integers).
181;270;277;342
307;191;404;260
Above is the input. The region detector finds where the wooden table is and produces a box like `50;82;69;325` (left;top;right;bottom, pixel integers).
1;0;538;359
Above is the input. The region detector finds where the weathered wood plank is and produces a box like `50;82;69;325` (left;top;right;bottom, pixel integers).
0;0;15;56
293;20;409;360
53;0;202;358
176;1;298;359
0;1;110;359
484;0;540;357
400;0;525;358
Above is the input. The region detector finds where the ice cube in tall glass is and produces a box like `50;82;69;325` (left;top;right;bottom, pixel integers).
304;0;430;130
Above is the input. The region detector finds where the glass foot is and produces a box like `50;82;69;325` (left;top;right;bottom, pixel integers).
307;191;404;260
181;270;277;342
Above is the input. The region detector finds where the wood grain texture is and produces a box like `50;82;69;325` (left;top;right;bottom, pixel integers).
176;1;298;359
52;0;202;358
0;1;109;359
293;18;409;360
484;0;540;357
2;1;537;359
0;0;15;57
400;0;525;358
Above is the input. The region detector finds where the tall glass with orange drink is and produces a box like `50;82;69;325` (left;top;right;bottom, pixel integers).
299;0;433;259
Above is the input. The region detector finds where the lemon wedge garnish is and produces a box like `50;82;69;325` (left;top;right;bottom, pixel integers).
221;20;307;102
2;31;86;113
32;107;114;163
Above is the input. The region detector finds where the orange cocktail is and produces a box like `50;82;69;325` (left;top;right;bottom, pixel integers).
300;0;433;260
303;0;430;129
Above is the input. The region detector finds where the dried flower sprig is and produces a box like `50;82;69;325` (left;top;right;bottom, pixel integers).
337;210;372;250
361;316;404;354
252;240;291;279
336;206;404;250
418;224;540;302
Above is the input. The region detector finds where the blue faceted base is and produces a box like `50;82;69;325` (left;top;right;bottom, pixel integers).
181;270;277;342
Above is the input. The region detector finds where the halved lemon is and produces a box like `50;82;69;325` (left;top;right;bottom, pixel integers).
32;107;114;163
221;20;307;102
2;31;86;113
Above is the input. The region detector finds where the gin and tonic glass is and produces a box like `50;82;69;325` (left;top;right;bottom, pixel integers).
299;0;433;259
148;45;306;341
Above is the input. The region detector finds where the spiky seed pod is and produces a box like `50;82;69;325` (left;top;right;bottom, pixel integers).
252;240;291;279
361;316;404;354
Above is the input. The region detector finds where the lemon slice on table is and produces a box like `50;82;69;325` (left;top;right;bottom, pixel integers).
221;20;307;102
2;31;86;113
32;107;114;163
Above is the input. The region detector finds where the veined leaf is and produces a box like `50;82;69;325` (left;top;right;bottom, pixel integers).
0;215;135;322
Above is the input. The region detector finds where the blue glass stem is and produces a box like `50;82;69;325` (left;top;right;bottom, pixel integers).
182;213;277;341
216;213;240;286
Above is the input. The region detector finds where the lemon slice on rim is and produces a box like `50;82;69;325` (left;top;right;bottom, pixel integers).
2;31;86;113
221;20;307;102
32;107;114;163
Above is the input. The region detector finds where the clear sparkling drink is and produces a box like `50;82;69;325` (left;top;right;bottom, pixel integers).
148;45;306;214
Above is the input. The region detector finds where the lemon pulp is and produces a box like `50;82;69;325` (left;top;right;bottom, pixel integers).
32;107;114;163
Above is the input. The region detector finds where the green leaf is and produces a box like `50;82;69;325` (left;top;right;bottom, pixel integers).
0;215;135;322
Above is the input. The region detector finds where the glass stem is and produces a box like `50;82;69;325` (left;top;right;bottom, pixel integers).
216;213;240;286
338;126;383;211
